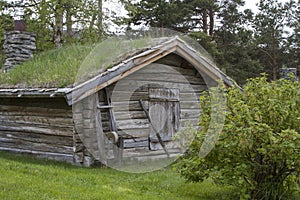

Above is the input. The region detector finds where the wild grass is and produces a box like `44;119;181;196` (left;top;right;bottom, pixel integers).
0;45;93;88
0;152;238;200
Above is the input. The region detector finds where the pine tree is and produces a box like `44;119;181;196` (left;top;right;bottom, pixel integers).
214;0;262;85
253;0;293;80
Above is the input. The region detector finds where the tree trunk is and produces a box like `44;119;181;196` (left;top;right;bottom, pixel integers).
209;8;214;38
54;1;64;48
89;12;97;32
202;9;208;34
98;0;103;41
66;3;73;38
272;32;277;80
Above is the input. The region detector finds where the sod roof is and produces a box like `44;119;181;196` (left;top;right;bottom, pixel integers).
0;37;171;88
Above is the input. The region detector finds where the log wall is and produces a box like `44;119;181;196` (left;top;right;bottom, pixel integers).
0;97;74;163
100;53;208;162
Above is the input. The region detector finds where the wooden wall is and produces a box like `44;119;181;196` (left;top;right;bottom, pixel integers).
99;53;208;162
0;97;74;163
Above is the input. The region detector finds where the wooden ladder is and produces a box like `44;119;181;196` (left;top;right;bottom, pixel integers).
97;88;123;164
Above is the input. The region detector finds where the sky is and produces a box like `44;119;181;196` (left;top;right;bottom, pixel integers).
244;0;291;12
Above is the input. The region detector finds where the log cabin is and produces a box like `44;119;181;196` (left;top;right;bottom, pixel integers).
0;36;236;167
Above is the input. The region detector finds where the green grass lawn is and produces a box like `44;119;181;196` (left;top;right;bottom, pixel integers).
0;152;237;200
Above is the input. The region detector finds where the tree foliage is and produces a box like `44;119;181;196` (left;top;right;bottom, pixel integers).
0;0;299;83
122;0;299;84
176;76;300;199
0;0;105;51
253;0;296;80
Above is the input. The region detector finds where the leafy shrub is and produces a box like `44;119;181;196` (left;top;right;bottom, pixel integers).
176;76;300;199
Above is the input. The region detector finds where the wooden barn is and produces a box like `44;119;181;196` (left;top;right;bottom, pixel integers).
0;37;235;167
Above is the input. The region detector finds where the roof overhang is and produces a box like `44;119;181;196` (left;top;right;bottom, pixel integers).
0;88;70;98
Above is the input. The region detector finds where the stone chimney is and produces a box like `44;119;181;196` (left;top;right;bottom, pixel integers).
3;20;36;71
279;68;298;82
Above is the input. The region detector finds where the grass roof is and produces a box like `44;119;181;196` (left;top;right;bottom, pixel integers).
0;45;93;88
0;37;170;88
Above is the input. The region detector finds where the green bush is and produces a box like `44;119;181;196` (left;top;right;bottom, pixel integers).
176;76;300;199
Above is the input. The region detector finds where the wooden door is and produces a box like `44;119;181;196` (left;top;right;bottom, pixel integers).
148;88;180;150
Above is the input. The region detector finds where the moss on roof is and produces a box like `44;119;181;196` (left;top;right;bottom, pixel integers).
0;37;171;88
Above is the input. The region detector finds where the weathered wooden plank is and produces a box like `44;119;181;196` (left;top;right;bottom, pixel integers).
139;64;197;76
109;82;207;93
149;140;181;151
124;73;204;85
179;92;201;101
0;106;73;118
180;101;200;109
0;147;74;163
114;91;204;102
180;118;200;127
116;118;150;130
0;117;74;130
0;97;70;109
149;88;179;101
107;91;201;103
112;101;148;112
114;109;200;121
181;109;201;119
112;100;200;111
0;131;73;146
123;137;149;149
116;128;150;138
0;140;73;154
114;111;147;120
110;91;149;102
0;115;73;127
0;123;73;136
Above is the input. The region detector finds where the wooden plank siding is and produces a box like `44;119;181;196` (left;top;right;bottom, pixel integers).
0;98;75;163
99;53;207;161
